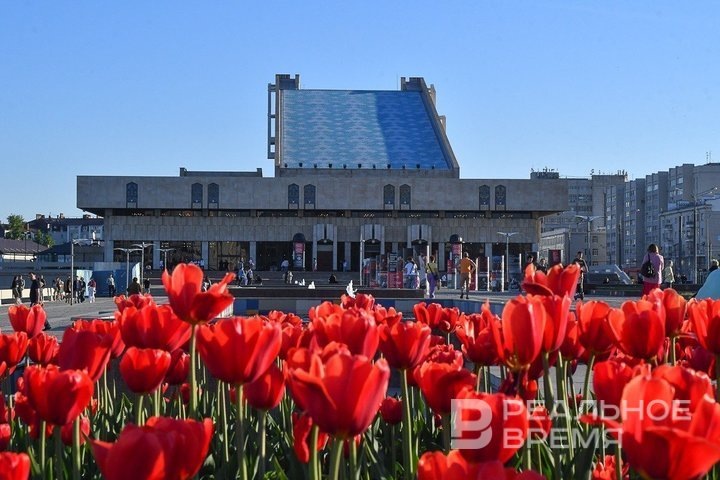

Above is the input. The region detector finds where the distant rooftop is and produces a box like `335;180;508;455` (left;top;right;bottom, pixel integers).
272;75;457;173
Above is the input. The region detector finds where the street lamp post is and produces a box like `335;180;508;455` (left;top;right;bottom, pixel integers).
497;231;518;290
574;215;601;266
132;242;153;287
159;248;175;271
70;238;94;305
691;187;718;283
114;247;142;292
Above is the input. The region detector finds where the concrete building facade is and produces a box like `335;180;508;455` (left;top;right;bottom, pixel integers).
77;75;568;278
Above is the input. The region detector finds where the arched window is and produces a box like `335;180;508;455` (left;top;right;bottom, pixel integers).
208;183;219;208
126;182;138;208
304;184;316;208
383;185;395;209
479;185;490;209
191;183;203;208
288;184;299;207
400;184;411;209
495;185;507;208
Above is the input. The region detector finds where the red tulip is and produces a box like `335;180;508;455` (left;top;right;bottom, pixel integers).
688;298;720;355
57;329;112;382
592;360;636;416
648;288;687;337
608;299;666;361
279;323;306;360
492;296;546;371
308;301;379;358
529;405;552;439
379;396;402;425
73;319;125;359
0;424;9;451
576;301;615;356
0;333;28;378
8;304;46;338
538;294;570;353
413;303;462;333
164;349;190;385
23;365;93;426
559;313;585;361
454;388;529;464
114;294;155;313
120;347;172;394
61;415;90;446
583;366;720;480
27;333;59;366
292;412;329;463
419;451;544;480
378;320;431;370
91;416;213;480
415;361;476;416
455;305;500;367
0;452;31;480
197;316;281;385
288;349;389;439
265;310;303;326
592;454;628;480
162;263;235;324
522;263;580;298
243;363;285;411
117;303;191;353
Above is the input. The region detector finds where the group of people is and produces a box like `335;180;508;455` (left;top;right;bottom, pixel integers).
11;273;100;304
233;259;255;286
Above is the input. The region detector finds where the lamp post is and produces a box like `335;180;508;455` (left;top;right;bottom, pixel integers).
70;238;94;305
497;231;518;289
691;187;718;283
114;247;142;292
159;248;175;271
132;242;153;287
574;215;601;266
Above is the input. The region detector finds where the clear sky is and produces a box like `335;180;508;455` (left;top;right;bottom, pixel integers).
1;1;719;221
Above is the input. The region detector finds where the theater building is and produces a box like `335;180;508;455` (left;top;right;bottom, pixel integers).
77;74;568;277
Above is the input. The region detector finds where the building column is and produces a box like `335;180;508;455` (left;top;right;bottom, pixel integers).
104;240;114;264
152;241;161;269
344;242;351;270
249;242;257;268
438;242;445;271
201;242;209;268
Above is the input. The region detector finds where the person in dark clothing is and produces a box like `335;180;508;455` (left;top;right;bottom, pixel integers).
29;272;40;306
143;277;151;295
127;277;142;295
572;251;588;300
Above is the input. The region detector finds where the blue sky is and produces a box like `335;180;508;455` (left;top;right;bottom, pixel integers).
1;1;719;221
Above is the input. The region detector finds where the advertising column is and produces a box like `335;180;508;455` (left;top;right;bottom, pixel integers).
292;233;306;271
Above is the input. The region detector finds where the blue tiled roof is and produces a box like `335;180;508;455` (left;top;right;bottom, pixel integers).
280;90;451;170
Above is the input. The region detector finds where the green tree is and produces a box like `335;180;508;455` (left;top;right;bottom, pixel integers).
5;215;26;240
34;231;54;247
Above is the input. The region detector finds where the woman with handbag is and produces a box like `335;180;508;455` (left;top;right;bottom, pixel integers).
640;243;664;296
426;255;439;299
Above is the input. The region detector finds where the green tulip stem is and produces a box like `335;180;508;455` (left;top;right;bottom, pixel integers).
329;438;344;480
218;382;230;466
235;384;247;480
72;417;81;480
400;369;416;477
258;408;267;479
441;414;451;453
135;394;145;425
39;420;47;475
189;324;198;419
153;388;161;418
615;444;623;480
54;426;64;480
310;425;320;480
541;351;555;412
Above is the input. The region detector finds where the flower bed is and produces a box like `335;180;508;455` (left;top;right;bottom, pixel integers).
0;262;718;479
